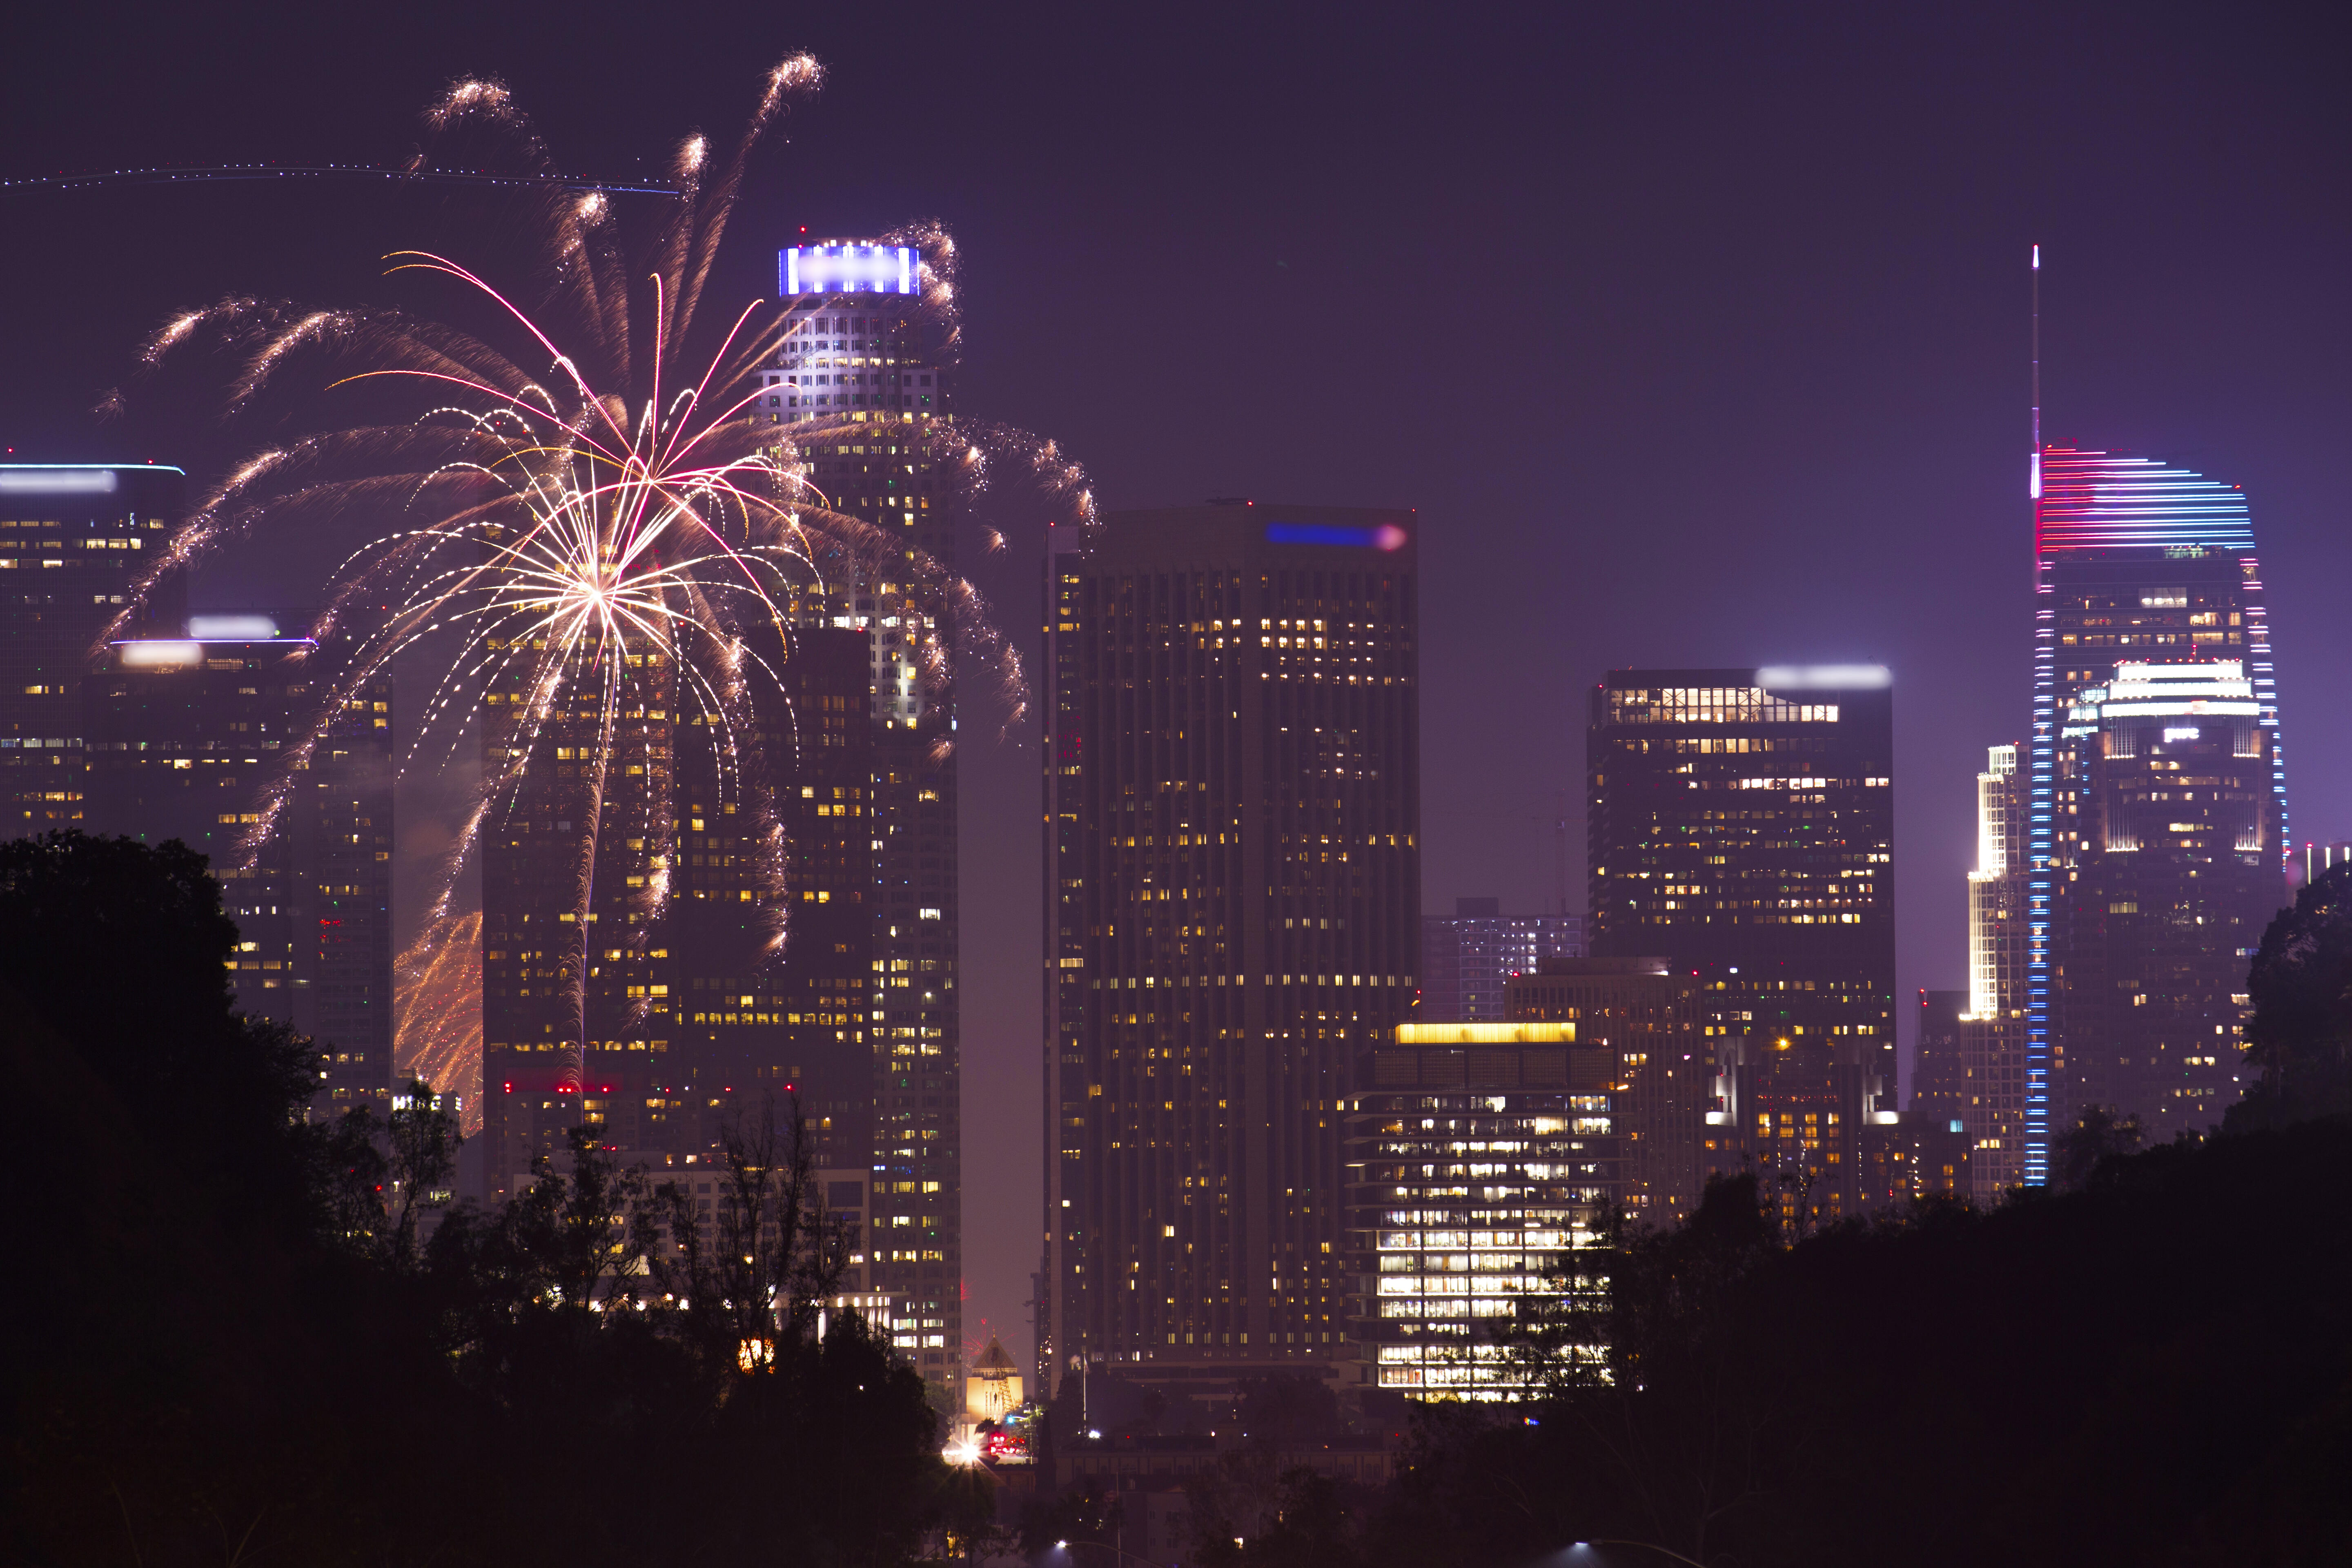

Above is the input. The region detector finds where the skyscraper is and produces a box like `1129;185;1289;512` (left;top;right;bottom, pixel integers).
479;239;969;1402
768;245;965;1401
1042;501;1419;1403
1956;744;2028;1196
1419;898;1584;1022
1505;956;1704;1224
1913;989;1967;1125
2053;662;2276;1135
479;603;680;1193
0;464;184;832
1585;666;1898;1118
2024;447;2287;1174
84;612;394;1119
1346;1020;1610;1399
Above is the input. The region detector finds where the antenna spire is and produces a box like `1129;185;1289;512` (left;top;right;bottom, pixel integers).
2030;244;2042;501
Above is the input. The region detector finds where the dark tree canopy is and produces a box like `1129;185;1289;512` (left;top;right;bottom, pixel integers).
0;833;952;1568
2232;860;2352;1130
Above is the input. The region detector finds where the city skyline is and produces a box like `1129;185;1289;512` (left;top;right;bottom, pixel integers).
9;4;2352;1379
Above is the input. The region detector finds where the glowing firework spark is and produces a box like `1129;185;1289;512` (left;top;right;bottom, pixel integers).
399;911;484;1136
108;59;1091;1105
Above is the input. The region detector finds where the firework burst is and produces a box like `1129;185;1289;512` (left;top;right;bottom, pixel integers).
108;60;1091;1102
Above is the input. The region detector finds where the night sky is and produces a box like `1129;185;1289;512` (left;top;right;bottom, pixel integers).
8;2;2348;1371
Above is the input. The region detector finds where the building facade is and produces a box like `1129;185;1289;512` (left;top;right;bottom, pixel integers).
1957;744;2029;1196
1043;502;1420;1404
1346;1022;1612;1399
769;249;967;1400
1703;1034;1875;1229
1419;899;1584;1022
2025;450;2288;1173
0;464;184;834
1504;956;1704;1225
479;242;969;1402
84;612;394;1120
1586;666;1897;1121
1913;989;1967;1125
2054;662;2276;1136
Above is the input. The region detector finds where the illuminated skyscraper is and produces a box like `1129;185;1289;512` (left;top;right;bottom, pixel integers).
2052;662;2278;1136
2024;448;2287;1174
1346;1020;1610;1399
1585;667;1897;1119
84;612;394;1120
1042;502;1419;1403
0;464;183;831
768;242;964;1400
1956;744;2027;1196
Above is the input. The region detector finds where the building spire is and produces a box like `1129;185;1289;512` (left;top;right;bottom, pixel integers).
2030;243;2042;502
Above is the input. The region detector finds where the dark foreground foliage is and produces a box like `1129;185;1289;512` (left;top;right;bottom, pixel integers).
1354;1126;2352;1568
0;833;951;1568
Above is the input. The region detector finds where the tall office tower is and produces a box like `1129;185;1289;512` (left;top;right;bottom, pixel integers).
1419;897;1584;1021
0;465;183;831
1042;502;1419;1405
1347;1020;1611;1399
1956;743;2029;1196
1913;990;1967;1123
675;627;878;1175
84;613;394;1118
480;610;678;1195
2053;663;2276;1135
1505;957;1704;1225
1586;667;1898;1120
767;242;964;1400
2024;447;2288;1176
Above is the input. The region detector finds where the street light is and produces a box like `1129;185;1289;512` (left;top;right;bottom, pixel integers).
1052;1539;1173;1568
1575;1540;1717;1568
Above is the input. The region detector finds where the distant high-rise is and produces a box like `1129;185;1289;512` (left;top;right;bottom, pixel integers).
1347;1020;1610;1399
481;242;969;1402
1419;898;1583;1022
2054;662;2277;1136
1042;502;1419;1403
1913;990;1967;1126
0;464;184;832
771;249;965;1399
2025;447;2288;1172
479;603;681;1192
1585;666;1898;1122
1506;956;1703;1224
1956;744;2028;1196
84;612;394;1119
1704;1033;1873;1225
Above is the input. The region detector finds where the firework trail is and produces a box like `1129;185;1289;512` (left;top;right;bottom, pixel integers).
106;61;1093;1103
398;911;484;1136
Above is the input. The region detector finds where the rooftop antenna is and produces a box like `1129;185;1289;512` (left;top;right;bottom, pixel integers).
2030;244;2042;504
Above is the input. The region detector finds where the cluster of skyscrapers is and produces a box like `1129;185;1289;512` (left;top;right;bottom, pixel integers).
3;241;978;1409
6;251;2308;1418
1029;497;1942;1403
0;465;397;1117
1029;359;2304;1404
